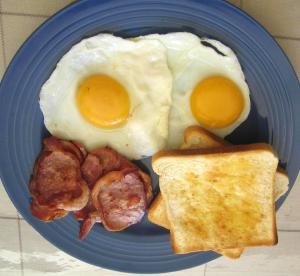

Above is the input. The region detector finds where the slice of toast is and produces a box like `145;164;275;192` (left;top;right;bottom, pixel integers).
148;126;287;258
149;126;289;228
148;129;244;258
152;144;278;253
275;168;289;201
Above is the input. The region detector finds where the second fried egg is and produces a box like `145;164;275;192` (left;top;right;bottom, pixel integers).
135;33;250;148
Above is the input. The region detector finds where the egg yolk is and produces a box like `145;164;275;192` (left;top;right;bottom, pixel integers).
190;76;244;128
76;74;130;128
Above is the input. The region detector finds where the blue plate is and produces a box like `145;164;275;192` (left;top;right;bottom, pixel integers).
0;0;300;273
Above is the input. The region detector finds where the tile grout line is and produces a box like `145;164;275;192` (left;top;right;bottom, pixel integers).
0;11;48;18
278;229;300;233
274;35;300;42
204;263;207;276
17;218;25;276
0;216;21;220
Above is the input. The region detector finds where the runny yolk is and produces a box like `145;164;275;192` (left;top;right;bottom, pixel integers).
190;76;244;128
76;74;130;128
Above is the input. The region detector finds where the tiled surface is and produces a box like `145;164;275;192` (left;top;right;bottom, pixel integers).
277;172;300;230
226;0;241;7
242;0;300;39
0;184;18;218
0;23;4;79
20;220;102;275
276;38;300;80
0;0;299;275
206;231;300;276
0;219;22;275
1;14;46;65
0;0;74;16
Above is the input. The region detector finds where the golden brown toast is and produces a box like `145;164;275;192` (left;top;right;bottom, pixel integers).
149;126;288;229
152;143;278;253
149;126;286;258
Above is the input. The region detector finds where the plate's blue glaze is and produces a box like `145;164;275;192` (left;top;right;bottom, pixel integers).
0;0;300;273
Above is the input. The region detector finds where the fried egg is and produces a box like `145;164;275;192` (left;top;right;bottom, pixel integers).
135;33;250;148
40;34;172;159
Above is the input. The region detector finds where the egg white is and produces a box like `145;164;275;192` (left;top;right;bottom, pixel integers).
39;34;172;159
135;33;250;149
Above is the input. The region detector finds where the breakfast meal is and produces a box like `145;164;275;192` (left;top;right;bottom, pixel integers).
29;32;289;258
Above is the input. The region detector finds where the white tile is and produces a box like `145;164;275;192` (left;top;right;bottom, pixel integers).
243;0;300;38
206;231;300;275
0;17;5;80
20;220;103;275
0;219;22;275
1;14;46;65
154;265;205;276
206;271;289;276
276;38;300;80
0;181;18;218
1;0;74;16
277;172;300;230
226;0;241;7
0;271;22;276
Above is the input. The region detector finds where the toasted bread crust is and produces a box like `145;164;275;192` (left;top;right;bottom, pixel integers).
153;143;276;171
183;125;231;147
